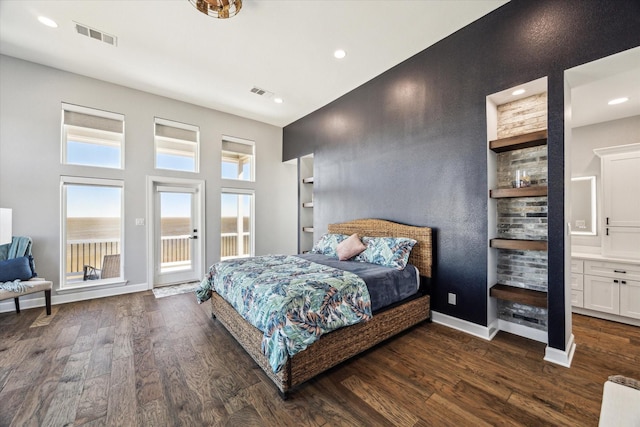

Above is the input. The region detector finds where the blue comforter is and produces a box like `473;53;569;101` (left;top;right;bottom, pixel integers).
196;255;372;373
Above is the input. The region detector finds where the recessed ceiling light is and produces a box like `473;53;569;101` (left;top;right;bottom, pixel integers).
38;16;58;28
608;97;629;105
512;89;526;96
274;97;283;104
334;49;346;59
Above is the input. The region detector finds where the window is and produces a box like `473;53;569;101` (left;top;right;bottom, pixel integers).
221;136;254;181
221;189;254;259
61;103;124;169
61;176;124;288
155;118;199;172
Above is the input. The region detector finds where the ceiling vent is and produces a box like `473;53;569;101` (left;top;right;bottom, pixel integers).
74;22;117;46
250;86;274;98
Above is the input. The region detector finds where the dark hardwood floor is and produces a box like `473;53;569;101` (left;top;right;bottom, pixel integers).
1;291;638;426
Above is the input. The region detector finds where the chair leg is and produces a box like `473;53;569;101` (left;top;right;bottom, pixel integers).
45;289;52;315
14;297;20;314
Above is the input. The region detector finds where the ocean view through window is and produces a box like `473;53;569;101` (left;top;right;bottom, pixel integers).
221;190;254;259
61;176;124;288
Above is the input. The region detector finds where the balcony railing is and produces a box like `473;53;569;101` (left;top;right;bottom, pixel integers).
66;239;120;277
66;232;250;281
221;232;250;259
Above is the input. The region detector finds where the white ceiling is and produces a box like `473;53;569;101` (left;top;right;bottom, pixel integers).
567;47;640;128
0;0;508;127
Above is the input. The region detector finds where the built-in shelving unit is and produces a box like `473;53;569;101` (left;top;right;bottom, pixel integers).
298;154;314;253
487;78;549;343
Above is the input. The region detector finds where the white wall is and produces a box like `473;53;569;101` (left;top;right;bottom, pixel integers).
571;115;640;248
0;55;297;305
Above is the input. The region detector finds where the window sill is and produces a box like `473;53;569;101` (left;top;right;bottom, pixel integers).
58;279;128;294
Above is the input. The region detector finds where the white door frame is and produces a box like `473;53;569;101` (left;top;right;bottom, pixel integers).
146;176;206;289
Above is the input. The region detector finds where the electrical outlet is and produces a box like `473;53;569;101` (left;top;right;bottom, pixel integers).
448;292;457;305
135;218;145;226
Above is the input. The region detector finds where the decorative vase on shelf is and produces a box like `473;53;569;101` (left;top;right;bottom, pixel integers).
513;170;531;188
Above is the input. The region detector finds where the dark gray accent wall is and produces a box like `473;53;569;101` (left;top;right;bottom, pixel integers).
283;0;640;350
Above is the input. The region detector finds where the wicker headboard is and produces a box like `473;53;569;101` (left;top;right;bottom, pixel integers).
328;218;432;278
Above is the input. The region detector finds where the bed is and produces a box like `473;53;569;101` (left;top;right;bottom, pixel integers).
200;218;432;398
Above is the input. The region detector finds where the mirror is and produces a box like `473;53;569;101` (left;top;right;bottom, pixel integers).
571;176;596;235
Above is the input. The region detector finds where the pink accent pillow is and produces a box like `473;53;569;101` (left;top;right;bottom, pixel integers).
336;233;366;261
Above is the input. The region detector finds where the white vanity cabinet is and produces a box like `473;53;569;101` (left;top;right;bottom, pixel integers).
573;257;640;323
594;144;640;260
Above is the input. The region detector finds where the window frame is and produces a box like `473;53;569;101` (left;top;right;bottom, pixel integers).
154;117;200;173
61;103;125;169
60;175;125;289
220;188;255;260
221;135;255;182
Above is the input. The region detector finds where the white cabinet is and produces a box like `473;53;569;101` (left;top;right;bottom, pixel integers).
570;259;584;308
601;149;640;227
584;275;619;314
620;279;640;319
575;258;640;321
603;226;640;260
594;144;640;260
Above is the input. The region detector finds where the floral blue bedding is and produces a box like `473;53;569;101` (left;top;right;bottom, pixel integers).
195;255;372;373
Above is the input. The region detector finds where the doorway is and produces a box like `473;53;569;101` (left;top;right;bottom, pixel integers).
147;177;205;287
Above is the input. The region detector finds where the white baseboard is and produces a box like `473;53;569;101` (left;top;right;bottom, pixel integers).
0;282;148;313
544;333;576;368
431;311;498;340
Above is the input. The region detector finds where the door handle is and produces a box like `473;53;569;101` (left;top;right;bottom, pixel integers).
614;270;626;274
188;235;198;239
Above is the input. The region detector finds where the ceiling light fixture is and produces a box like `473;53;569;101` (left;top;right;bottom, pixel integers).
274;97;283;104
38;16;58;28
512;89;526;96
188;0;242;19
334;49;347;59
608;97;629;105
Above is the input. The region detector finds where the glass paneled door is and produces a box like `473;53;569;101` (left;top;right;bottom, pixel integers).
153;182;203;286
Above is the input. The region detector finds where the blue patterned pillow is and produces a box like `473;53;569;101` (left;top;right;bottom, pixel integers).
310;233;349;258
355;236;417;270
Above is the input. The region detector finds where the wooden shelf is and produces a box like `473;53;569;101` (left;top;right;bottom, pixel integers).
302;177;314;184
490;284;547;308
490;186;547;198
489;130;547;153
302;227;314;233
490;238;547;251
302;201;314;208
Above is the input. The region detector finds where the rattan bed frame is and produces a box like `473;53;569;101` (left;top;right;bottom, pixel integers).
209;218;433;398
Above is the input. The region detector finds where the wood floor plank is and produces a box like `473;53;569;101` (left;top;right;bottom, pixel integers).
106;355;138;427
341;374;421;426
74;373;110;425
41;349;91;426
5;348;68;426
